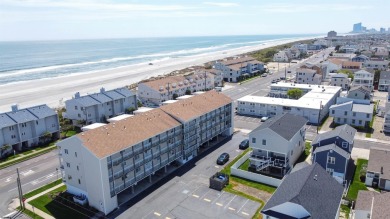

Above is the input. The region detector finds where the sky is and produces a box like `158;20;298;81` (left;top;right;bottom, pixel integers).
0;0;389;41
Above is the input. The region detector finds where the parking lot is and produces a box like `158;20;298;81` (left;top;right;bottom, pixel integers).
115;132;261;219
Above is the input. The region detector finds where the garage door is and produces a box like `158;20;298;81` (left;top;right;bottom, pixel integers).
385;180;390;191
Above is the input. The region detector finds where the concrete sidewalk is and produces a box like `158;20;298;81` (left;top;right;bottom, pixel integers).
0;145;57;168
9;183;64;219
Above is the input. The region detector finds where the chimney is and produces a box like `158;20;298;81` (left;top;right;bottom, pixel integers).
75;92;81;98
100;87;106;93
11;104;19;112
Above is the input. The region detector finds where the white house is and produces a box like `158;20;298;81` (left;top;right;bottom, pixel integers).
352;70;374;91
0;104;60;155
362;60;389;71
237;83;341;124
329;98;374;127
295;68;322;85
248;113;307;178
273;51;289;62
378;71;390;91
331;73;350;90
65;87;137;125
292;43;308;53
57;91;233;215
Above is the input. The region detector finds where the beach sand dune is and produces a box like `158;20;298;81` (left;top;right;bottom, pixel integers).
0;37;314;112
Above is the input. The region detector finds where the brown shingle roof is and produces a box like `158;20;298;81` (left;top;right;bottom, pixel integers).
221;56;255;66
141;76;185;93
367;147;390;180
328;58;344;66
78;108;181;158
160;90;232;122
372;192;390;218
342;61;362;67
355;191;377;211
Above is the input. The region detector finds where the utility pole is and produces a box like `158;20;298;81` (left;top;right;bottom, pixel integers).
204;71;207;91
285;67;287;81
16;168;25;209
317;101;323;134
167;82;170;100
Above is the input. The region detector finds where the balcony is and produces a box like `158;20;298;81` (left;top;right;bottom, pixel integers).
133;147;143;154
135;159;144;168
124;165;134;174
152;151;161;159
152;141;159;147
160;146;169;154
160;136;167;142
145;167;153;175
144;154;152;163
107;162;112;169
161;159;169;166
113;170;124;179
135;172;145;181
123;152;133;160
143;142;152;151
125;178;135;186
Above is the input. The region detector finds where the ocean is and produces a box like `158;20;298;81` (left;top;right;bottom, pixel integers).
0;34;319;85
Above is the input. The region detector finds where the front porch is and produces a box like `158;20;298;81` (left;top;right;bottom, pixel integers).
248;151;290;179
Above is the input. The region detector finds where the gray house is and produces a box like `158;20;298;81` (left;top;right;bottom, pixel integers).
352;55;369;62
365;147;390;191
312;124;356;153
347;86;371;100
378;71;390;91
0;104;60;156
262;163;344;219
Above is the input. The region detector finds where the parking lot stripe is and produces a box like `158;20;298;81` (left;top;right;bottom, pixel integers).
165;217;171;219
228;207;235;211
224;195;237;210
212;191;224;204
214;165;219;168
242;212;249;216
204;198;211;202
154;212;161;216
216;202;223;207
192;194;199;198
199;189;211;200
238;199;249;213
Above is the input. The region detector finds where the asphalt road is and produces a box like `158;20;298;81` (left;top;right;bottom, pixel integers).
0;150;60;216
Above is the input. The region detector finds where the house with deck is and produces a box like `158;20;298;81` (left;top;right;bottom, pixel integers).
352;191;390;219
365;147;390;191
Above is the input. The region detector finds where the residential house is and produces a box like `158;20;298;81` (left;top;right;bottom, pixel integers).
248;113;307;178
383;109;390;133
352;191;390;219
197;68;223;87
273;51;289;62
57;91;233;215
378;71;390;91
311;124;356;184
214;56;264;82
261;163;344;219
342;61;362;71
295;68;322;85
352;55;370;62
292;43;308;53
0;104;60;154
331;73;350;90
352;70;374;91
138;73;216;106
329;100;374;127
65;87;137;125
365;147;390;191
307;44;322;51
363;60;389;71
347;86;371;100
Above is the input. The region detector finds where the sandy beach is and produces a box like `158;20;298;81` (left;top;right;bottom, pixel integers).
0;36;316;112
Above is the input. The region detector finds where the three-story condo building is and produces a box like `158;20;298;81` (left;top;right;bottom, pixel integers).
0;104;60;155
57;91;233;215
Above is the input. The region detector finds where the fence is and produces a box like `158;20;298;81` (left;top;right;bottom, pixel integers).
231;151;282;187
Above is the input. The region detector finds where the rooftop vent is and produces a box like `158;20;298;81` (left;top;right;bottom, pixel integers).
75;92;81;98
313;174;318;181
11;104;19;112
100;87;106;93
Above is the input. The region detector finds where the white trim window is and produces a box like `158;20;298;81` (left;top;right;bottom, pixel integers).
326;168;334;175
327;156;336;164
342;142;348;149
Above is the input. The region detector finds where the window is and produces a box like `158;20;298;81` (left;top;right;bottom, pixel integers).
342;142;348;149
352;119;355;124
136;167;141;173
291;150;293;155
344;118;347;123
366;114;370;118
66;163;70;167
78;113;81;118
344;111;347;116
332;110;335;114
327;157;335;164
78;179;81;184
65;149;68;154
262;139;266;145
68;175;72;180
252;138;256;143
353;112;356;117
359;120;362;125
75;152;77;157
75;106;78;110
326;168;334;175
36;121;38;125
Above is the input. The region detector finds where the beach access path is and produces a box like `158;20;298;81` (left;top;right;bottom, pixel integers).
0;37;315;112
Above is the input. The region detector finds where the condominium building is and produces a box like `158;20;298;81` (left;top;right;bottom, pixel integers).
378;71;390;91
138;72;219;106
330;99;374;127
295;68;322;85
64;87;137;125
237;83;341;124
352;70;374;91
331;73;350;90
57;91;233;215
0;104;60;154
362;60;389;71
214;56;264;82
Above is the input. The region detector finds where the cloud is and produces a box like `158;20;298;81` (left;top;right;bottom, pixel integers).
261;3;372;13
203;2;239;7
2;0;193;11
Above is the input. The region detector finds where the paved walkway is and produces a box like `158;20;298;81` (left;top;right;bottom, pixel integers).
9;183;64;219
0;145;57;168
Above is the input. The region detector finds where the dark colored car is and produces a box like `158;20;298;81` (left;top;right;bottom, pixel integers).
217;153;230;165
239;139;249;150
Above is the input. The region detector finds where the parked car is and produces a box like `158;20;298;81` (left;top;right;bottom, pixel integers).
262;73;268;77
271;79;277;83
217;153;230;165
280;76;286;80
276;78;281;82
261;116;269;122
239;139;249;150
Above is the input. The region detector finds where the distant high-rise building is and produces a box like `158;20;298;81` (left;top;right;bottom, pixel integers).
388;27;390;32
353;22;362;32
362;26;367;31
380;27;386;33
327;31;337;38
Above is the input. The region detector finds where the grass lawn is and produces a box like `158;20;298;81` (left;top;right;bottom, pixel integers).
347;159;368;200
29;185;98;219
238;159;250;171
17;207;44;219
24;179;63;199
340;205;351;219
64;130;77;138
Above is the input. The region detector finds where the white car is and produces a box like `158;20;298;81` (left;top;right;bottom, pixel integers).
262;73;268;77
261;117;269;122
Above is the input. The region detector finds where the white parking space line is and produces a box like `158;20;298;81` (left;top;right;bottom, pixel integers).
192;194;199;198
228;207;235;211
214;165;219;168
238;199;249;213
224;195;237;210
216;202;223;207
199;189;211;200
154;212;161;216
203;198;211;202
242;212;249;216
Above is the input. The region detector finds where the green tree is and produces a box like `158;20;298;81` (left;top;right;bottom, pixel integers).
172;93;178;100
338;69;354;80
125;107;136;114
60;118;73;139
0;144;11;158
185;89;191;95
287;88;303;99
137;100;143;108
335;45;341;51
